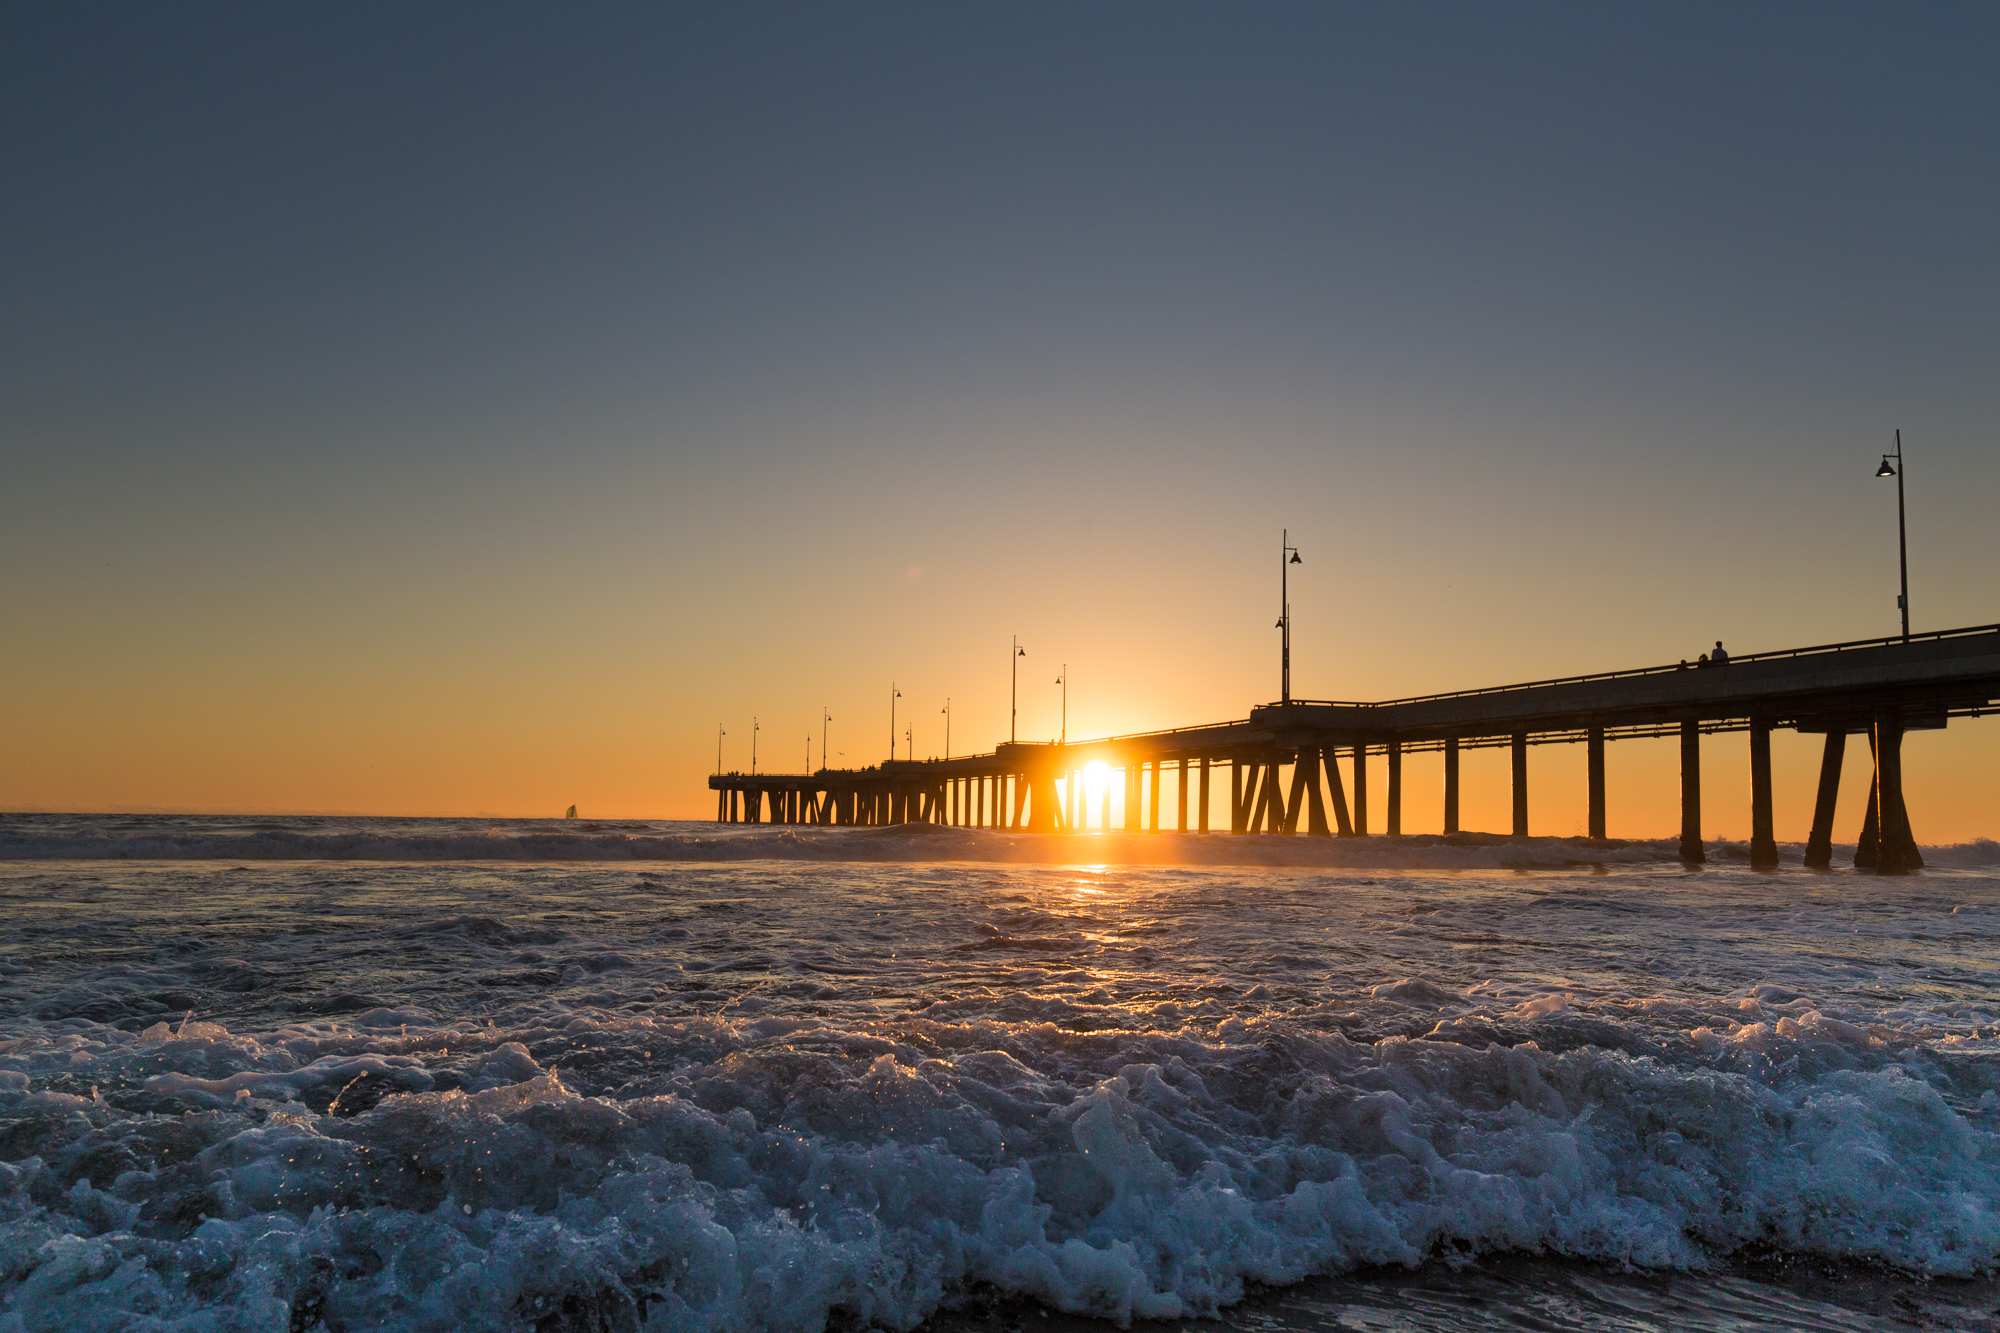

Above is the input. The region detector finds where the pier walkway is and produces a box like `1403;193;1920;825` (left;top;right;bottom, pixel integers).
710;623;2000;872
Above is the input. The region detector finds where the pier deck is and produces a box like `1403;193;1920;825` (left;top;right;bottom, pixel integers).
710;624;2000;872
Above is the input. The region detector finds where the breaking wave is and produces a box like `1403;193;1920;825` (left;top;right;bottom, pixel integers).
2;822;1996;1328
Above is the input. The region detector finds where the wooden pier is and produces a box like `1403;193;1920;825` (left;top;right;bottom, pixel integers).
709;623;2000;872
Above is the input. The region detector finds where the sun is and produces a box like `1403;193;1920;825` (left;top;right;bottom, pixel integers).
1082;760;1112;800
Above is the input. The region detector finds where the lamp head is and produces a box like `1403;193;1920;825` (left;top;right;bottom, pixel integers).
1876;457;1897;477
1289;551;1302;564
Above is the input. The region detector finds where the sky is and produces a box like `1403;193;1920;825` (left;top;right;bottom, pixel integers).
4;3;1998;838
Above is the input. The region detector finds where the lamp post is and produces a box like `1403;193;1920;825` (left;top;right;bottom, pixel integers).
1011;637;1026;743
806;736;810;773
941;699;951;759
716;724;725;775
1055;668;1066;744
750;718;759;776
1278;531;1302;703
905;727;913;762
821;707;831;774
1875;431;1909;643
889;684;900;762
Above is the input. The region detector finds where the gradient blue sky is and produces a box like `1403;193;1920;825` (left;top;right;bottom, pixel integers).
5;4;1998;830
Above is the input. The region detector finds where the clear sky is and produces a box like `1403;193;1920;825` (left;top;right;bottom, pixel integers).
4;4;1998;838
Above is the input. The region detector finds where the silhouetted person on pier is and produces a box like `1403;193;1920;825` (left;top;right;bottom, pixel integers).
1711;641;1729;665
1696;653;1711;668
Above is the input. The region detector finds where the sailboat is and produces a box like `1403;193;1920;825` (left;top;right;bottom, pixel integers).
563;805;577;819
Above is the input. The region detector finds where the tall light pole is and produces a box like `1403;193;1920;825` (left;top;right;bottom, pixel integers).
941;699;951;759
805;735;810;773
717;724;725;775
821;707;831;774
1278;531;1302;703
1055;668;1066;744
1875;431;1910;642
750;718;759;776
1011;637;1026;743
905;727;913;762
889;685;900;762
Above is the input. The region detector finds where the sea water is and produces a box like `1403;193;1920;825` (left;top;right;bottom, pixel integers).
0;814;1996;1332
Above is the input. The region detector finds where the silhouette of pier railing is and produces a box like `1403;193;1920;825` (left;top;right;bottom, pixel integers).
709;623;2000;873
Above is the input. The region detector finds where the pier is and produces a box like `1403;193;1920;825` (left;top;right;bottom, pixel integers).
709;623;2000;872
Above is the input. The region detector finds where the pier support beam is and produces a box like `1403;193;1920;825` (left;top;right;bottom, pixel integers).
1679;721;1704;863
1873;710;1923;873
1303;747;1331;836
1027;770;1061;833
1749;719;1778;869
1177;758;1189;831
1198;757;1211;832
1149;760;1161;832
1511;732;1529;837
1443;738;1459;835
1282;754;1309;834
1323;747;1355;836
1352;746;1369;836
1385;740;1402;836
1802;732;1845;868
1854;749;1879;868
1587;727;1605;839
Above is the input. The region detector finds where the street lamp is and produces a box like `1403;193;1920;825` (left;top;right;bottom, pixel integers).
941;699;951;759
1876;430;1909;643
716;724;725;775
821;707;831;774
750;718;759;776
1055;668;1066;744
1278;531;1303;703
905;727;913;762
889;684;901;762
1011;637;1026;743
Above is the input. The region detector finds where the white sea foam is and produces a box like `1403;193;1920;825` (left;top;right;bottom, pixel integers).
0;819;1995;1330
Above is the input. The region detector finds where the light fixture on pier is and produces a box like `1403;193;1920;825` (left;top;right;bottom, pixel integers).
1875;430;1909;643
1011;637;1026;744
1279;531;1303;704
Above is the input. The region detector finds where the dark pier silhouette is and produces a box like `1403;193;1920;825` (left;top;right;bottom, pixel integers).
710;624;2000;872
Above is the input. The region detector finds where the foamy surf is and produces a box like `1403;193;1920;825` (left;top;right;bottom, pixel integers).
0;817;1995;1330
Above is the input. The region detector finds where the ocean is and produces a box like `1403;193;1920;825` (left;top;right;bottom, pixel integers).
1;814;1996;1332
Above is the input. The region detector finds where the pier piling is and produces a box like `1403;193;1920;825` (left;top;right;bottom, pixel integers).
1443;738;1459;835
1679;720;1704;863
1511;732;1529;837
1749;719;1778;869
1586;727;1605;839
